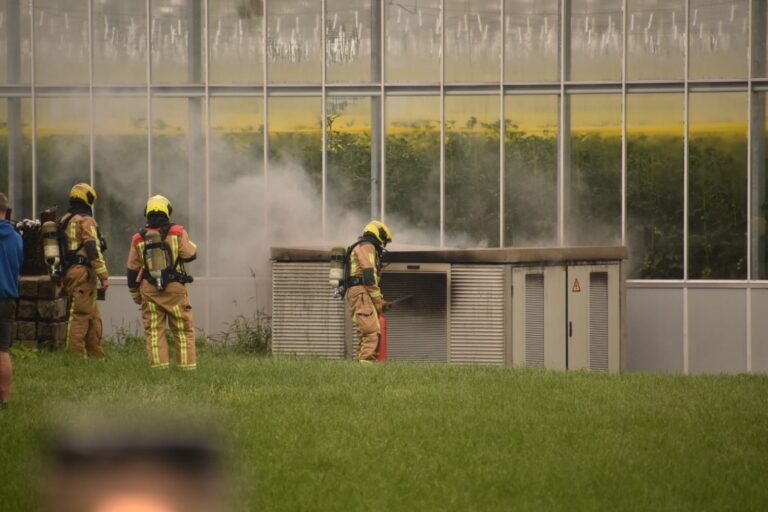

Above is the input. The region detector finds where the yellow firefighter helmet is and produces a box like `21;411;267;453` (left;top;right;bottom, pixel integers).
69;183;97;207
145;195;173;218
363;220;393;246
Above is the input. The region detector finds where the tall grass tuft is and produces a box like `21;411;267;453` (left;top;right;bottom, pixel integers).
101;313;273;357
205;312;272;355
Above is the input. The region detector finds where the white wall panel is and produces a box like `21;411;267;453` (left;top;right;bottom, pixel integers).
626;287;684;373
750;289;768;373
689;289;747;374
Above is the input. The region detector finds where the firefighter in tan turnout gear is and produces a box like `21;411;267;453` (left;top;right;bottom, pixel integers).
60;183;109;358
126;195;198;370
345;221;393;362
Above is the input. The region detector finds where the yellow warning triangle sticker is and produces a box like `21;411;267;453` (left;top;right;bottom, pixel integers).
572;278;581;293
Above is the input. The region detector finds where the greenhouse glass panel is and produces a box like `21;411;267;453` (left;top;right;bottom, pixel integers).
326;0;374;83
267;0;321;83
0;0;32;84
445;95;500;247
0;98;33;219
755;0;768;78
36;98;90;213
385;0;441;83
569;0;622;82
626;93;684;279
93;0;147;84
151;98;197;234
504;0;559;82
326;96;372;228
93;97;148;273
504;94;558;246
445;0;501;83
689;0;748;80
151;0;202;84
210;97;264;277
568;94;621;246
752;92;768;279
209;0;264;84
627;0;684;81
689;92;747;279
267;97;322;242
34;0;89;84
385;96;440;246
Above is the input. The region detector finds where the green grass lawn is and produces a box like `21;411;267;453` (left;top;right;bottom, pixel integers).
2;344;767;511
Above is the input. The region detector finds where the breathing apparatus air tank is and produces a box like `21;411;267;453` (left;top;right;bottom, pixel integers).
329;246;346;298
145;230;167;290
41;221;60;270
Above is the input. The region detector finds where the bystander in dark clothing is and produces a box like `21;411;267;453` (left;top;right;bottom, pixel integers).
0;193;23;409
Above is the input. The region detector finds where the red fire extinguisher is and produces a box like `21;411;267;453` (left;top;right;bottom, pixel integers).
377;314;388;361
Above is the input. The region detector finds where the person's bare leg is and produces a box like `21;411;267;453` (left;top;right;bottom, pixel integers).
0;351;12;406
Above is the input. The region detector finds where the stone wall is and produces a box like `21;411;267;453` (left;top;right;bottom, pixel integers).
14;275;68;350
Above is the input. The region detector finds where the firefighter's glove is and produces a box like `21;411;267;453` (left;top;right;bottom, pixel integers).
15;219;40;232
381;300;393;312
98;275;109;293
130;289;142;305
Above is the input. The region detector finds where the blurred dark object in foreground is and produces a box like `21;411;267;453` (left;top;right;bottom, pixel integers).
43;427;226;512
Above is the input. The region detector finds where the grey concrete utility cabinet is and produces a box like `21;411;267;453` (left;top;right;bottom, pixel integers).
271;246;627;371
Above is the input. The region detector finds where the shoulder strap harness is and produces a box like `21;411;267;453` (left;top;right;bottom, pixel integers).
341;238;382;295
57;213;89;271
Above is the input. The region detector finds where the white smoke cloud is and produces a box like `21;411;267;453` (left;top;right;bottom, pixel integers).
207;158;474;283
